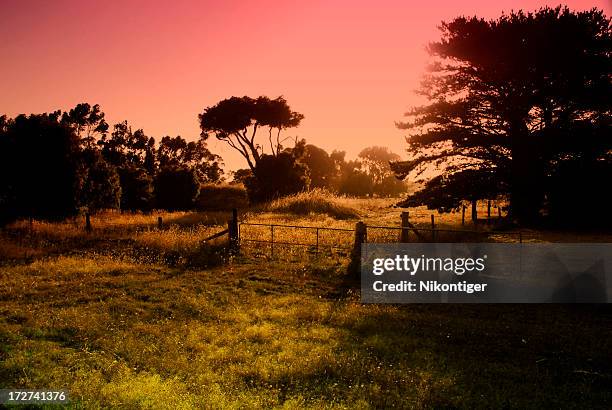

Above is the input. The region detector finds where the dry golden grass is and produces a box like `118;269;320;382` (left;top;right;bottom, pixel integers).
262;189;361;220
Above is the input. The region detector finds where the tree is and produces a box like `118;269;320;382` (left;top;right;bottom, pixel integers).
0;113;83;223
242;151;310;202
100;121;155;170
199;96;305;201
199;96;304;173
100;121;157;211
358;146;405;196
154;167;200;210
338;169;374;197
118;166;154;211
397;169;504;212
391;6;612;224
231;169;253;185
158;136;222;182
61;103;121;211
76;148;121;211
61;103;109;148
302;144;340;189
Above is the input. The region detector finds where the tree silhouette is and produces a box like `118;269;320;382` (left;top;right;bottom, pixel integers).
358;146;405;196
199;96;304;173
154;167;200;210
77;148;121;211
61;103;109;148
392;6;612;224
61;103;121;211
242;151;310;202
302;144;339;189
0;113;82;222
158;136;222;182
99;121;157;210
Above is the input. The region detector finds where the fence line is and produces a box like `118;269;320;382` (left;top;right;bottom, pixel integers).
238;218;523;260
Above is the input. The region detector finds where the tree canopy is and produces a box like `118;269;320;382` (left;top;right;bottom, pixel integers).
0;103;225;223
391;6;612;224
199;96;304;173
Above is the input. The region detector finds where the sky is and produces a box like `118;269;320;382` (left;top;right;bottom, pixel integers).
1;0;610;171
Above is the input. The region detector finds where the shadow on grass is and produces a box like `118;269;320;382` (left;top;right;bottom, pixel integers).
333;303;612;408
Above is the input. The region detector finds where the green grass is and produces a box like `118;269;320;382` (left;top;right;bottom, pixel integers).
1;255;611;408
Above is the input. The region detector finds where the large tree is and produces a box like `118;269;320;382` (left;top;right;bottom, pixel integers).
99;121;157;210
199;96;305;201
61;103;121;211
199;96;304;173
391;6;611;224
0;113;83;223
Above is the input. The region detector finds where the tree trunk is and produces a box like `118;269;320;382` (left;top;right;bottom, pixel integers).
508;118;542;225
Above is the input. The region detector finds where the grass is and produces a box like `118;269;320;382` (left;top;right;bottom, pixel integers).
263;190;361;220
1;255;611;408
1;196;612;408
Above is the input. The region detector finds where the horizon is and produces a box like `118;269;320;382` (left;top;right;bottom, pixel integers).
1;0;609;171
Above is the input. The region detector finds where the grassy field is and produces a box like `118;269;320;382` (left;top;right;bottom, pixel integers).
1;196;612;408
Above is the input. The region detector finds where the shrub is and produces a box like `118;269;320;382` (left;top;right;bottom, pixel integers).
264;189;360;219
118;166;154;211
155;167;200;210
245;153;310;202
196;184;249;210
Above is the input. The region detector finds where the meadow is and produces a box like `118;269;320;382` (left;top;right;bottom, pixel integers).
1;194;611;409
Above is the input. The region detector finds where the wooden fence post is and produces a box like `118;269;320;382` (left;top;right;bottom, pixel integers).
85;213;92;233
461;205;466;226
487;200;491;222
431;214;435;241
348;221;367;278
400;212;410;242
471;200;477;224
228;208;239;255
498;206;502;218
157;216;163;230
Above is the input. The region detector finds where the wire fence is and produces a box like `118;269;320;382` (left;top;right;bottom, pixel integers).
239;221;522;260
239;222;354;259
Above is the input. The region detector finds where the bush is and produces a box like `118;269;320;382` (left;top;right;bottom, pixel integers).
118;166;154;211
196;184;249;210
264;189;360;219
338;170;373;197
155;167;200;210
245;153;310;202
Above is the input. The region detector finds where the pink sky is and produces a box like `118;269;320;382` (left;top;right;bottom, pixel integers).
1;0;609;171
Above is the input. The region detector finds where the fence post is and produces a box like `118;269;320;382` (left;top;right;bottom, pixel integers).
348;221;367;278
462;205;466;226
228;208;239;255
270;225;274;258
85;213;92;233
400;212;410;242
471;200;477;224
498;206;502;219
431;214;435;241
157;216;163;230
487;200;491;222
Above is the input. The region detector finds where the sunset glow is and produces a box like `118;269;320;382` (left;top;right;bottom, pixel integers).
1;0;608;170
